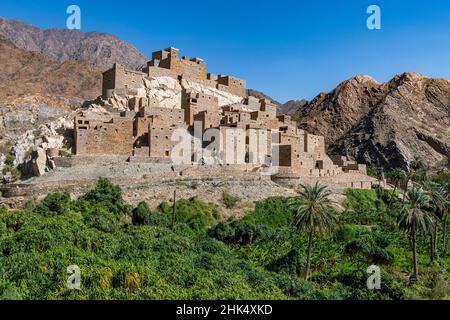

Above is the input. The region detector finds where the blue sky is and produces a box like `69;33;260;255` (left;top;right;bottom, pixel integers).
1;0;450;102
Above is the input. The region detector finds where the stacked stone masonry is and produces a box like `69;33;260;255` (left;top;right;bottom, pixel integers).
78;48;368;178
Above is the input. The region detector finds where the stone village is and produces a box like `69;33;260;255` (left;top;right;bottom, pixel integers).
73;47;374;188
0;47;378;206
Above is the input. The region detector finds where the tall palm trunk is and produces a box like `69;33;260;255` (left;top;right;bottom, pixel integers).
430;233;434;262
443;217;448;255
402;177;411;203
305;229;314;281
389;182;398;207
412;227;418;281
434;223;438;256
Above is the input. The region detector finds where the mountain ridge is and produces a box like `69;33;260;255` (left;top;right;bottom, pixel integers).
0;17;148;70
292;72;450;170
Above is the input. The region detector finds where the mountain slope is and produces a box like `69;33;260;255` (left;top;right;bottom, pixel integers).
293;73;450;170
247;89;281;106
0;17;148;71
0;34;101;101
279;99;308;115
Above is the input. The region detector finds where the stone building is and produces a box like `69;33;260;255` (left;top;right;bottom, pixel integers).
76;47;367;178
102;47;247;99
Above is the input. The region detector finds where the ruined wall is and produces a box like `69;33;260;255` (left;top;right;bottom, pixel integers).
194;111;222;131
246;128;271;166
217;75;246;97
260;99;277;117
135;107;185;146
149;124;187;159
102;64;146;98
149;48;207;80
219;127;246;165
305;133;326;158
182;91;219;125
75;115;135;156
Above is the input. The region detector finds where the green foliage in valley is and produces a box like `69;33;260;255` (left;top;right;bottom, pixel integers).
0;176;449;300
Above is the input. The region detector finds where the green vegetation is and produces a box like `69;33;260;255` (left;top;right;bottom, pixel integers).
222;191;239;209
2;151;21;181
288;183;337;280
0;175;449;300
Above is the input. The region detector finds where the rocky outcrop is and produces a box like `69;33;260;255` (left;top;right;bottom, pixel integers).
0;99;74;181
278;99;308;115
293;73;450;170
0;17;148;71
182;79;244;107
103;76;245;111
32;147;47;176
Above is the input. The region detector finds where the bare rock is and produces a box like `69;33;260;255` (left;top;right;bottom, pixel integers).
32;147;47;176
294;72;450;170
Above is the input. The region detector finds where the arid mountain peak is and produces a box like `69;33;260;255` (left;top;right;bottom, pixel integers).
292;72;450;170
0;17;148;71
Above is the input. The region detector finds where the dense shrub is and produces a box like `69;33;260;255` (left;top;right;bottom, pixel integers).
345;232;394;265
266;249;305;276
209;219;269;245
159;196;220;231
432;172;450;184
84;206;119;233
78;178;131;219
334;224;360;242
338;269;404;300
132;202;152;226
244;197;293;231
33;192;71;216
342;188;392;225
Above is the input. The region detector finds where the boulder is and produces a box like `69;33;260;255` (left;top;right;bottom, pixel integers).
46;148;59;158
32;147;47;176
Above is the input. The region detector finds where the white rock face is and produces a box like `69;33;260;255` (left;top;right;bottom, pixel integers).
13;114;74;173
0;154;5;174
181;78;244;107
144;76;183;109
105;76;244;111
108;93;128;111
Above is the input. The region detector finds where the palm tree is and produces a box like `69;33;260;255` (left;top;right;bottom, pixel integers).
398;187;435;282
442;182;450;255
402;157;427;203
421;180;446;261
388;168;407;207
289;182;337;281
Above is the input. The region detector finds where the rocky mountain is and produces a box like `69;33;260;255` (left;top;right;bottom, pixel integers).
278;99;308;115
293;73;450;170
0;17;148;71
248;89;309;115
247;89;281;106
0;34;101;101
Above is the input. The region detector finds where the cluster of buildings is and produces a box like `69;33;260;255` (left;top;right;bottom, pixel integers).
74;47;367;178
